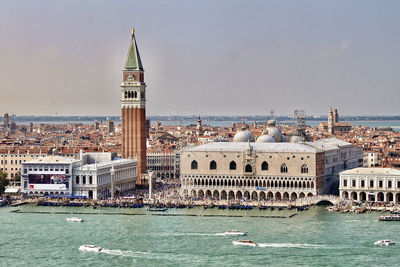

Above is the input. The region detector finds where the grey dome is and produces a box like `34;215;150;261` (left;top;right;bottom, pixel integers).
233;130;255;142
256;134;275;143
267;127;283;142
267;118;276;126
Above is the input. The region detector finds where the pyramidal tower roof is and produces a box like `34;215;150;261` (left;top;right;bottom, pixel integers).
124;28;143;70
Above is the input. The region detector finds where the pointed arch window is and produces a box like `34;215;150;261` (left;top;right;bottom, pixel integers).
261;161;269;171
191;160;198;170
301;164;309;174
229;161;236;170
210;160;217;170
245;164;252;173
280;164;288;173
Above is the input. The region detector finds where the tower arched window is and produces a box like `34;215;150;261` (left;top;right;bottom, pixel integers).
125;91;128;98
191;160;198;170
280;164;288;173
261;161;268;171
301;164;309;174
245;164;252;173
134;91;138;98
210;160;217;170
229;161;236;170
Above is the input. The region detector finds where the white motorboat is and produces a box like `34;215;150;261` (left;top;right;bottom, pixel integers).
66;217;83;223
224;230;247;236
232;240;257;247
374;240;396;246
79;244;102;252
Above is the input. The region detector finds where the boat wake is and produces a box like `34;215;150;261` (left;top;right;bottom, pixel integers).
257;243;328;249
101;249;154;258
155;233;217;237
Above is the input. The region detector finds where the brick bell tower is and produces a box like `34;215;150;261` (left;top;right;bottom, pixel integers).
121;28;147;184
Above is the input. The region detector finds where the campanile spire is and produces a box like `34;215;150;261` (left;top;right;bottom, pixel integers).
121;29;147;184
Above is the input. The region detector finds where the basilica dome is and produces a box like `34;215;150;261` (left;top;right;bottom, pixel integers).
256;132;275;143
233;128;255;142
267;127;283;142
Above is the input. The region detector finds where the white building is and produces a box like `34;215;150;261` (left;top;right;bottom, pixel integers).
340;167;400;203
147;151;180;179
306;138;363;194
363;152;380;167
21;155;80;196
73;152;137;199
21;152;137;199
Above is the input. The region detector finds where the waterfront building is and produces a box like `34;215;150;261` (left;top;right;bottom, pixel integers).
339;167;400;203
0;148;48;180
73;152;137;199
180;122;362;200
147;150;180;179
120;28;147;184
21;152;137;199
21;155;79;196
180;141;325;201
306;138;363;194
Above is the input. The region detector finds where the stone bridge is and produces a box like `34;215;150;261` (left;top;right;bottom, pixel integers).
292;195;344;206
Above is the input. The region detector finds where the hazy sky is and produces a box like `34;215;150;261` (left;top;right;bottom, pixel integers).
0;1;399;116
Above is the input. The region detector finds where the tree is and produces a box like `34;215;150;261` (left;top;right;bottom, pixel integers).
0;171;9;194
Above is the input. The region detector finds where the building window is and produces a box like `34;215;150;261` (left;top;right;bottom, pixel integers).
301;164;308;174
361;180;365;187
210;161;217;170
191;160;198;170
245;164;252;173
352;180;356;187
261;161;268;171
388;181;392;188
89;176;93;184
82;176;86;184
370;180;374;187
76;176;79;184
343;179;347;187
229;161;236;170
379;180;383;188
280;164;288;173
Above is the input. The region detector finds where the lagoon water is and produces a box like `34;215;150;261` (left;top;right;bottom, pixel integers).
1;206;399;266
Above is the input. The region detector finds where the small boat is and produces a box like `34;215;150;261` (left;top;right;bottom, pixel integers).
0;199;6;207
232;240;257;247
148;207;168;212
224;230;247;236
378;215;400;221
374;240;396;246
66;217;84;222
79;244;102;252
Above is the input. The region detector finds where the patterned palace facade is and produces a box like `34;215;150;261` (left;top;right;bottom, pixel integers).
180;142;325;201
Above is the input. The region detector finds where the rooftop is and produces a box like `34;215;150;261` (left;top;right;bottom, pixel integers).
186;142;322;153
341;167;400;175
27;155;78;164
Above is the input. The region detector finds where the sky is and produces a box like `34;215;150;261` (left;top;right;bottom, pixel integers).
0;0;399;117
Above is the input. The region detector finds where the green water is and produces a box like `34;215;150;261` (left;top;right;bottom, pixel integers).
0;206;399;266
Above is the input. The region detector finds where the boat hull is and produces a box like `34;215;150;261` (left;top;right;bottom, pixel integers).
232;240;257;247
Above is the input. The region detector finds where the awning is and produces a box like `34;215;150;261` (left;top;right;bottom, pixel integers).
4;187;20;194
